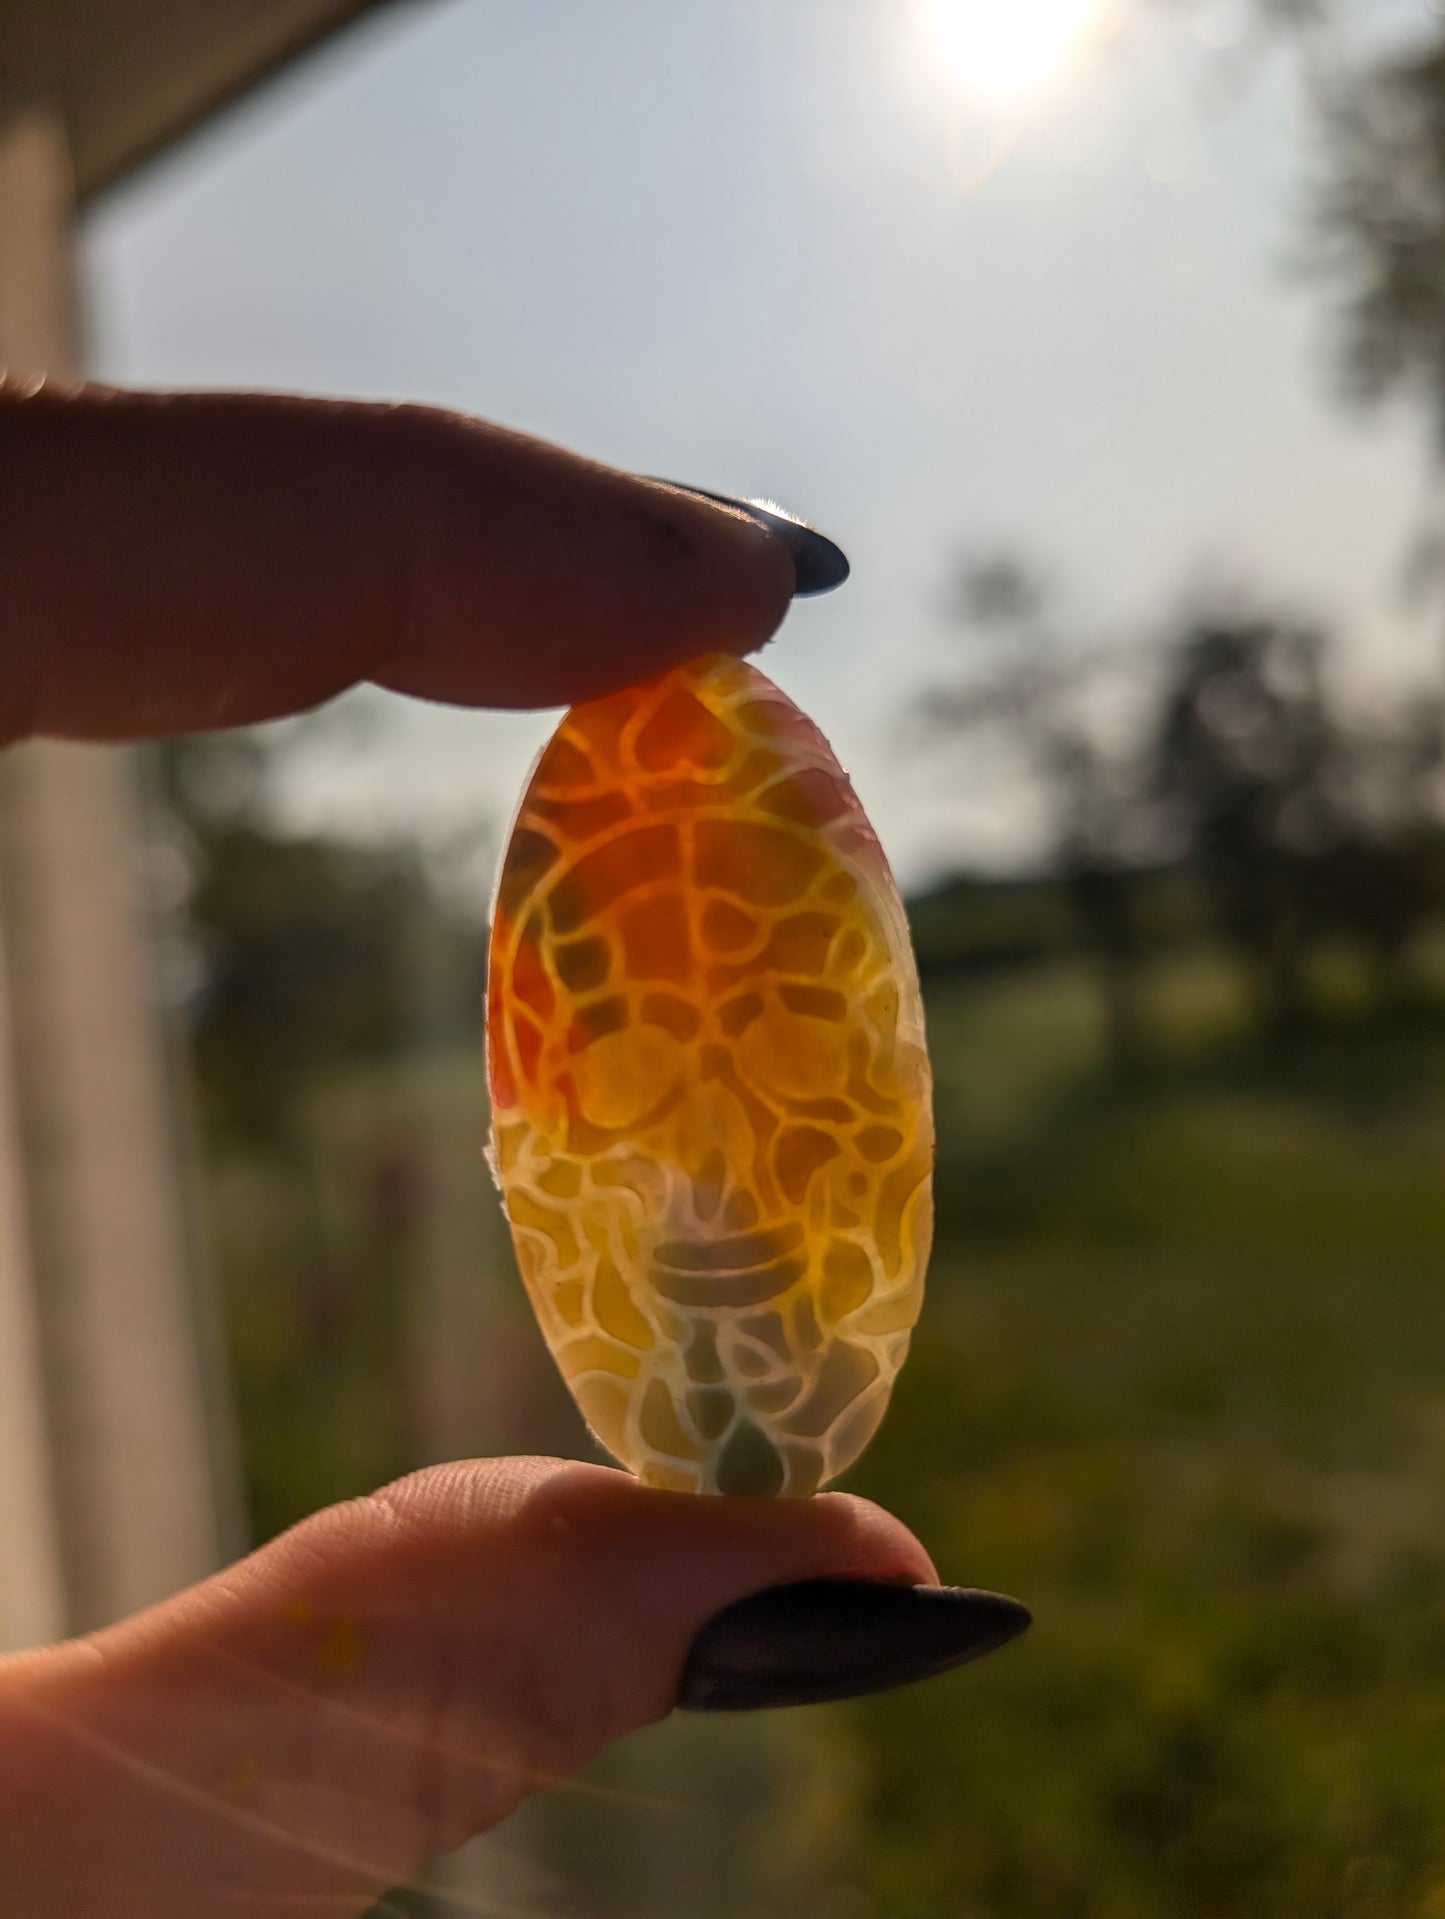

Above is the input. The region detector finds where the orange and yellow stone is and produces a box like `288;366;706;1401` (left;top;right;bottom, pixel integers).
486;654;933;1496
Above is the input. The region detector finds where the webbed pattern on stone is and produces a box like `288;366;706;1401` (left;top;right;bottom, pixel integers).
486;653;933;1496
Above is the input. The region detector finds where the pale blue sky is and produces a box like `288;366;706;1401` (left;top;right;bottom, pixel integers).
82;0;1441;886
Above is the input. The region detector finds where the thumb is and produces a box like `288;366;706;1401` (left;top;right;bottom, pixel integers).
0;1457;947;1919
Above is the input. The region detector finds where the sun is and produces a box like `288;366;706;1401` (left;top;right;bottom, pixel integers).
922;0;1100;98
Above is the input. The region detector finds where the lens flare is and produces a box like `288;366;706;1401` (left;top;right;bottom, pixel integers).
924;0;1099;97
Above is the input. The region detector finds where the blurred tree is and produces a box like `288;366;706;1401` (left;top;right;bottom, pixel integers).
921;565;1445;1042
1315;696;1445;1001
923;553;1159;1070
1303;20;1445;1001
149;729;485;1146
143;727;495;1540
1152;613;1335;1033
1152;609;1445;1023
1311;29;1445;445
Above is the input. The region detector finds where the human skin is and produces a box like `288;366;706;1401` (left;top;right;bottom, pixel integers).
0;383;937;1917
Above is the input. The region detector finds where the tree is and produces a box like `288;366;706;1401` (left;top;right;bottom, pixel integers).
922;553;1159;1069
148;730;485;1145
143;728;497;1540
1311;693;1445;1000
1311;29;1445;445
1151;606;1445;1023
1152;613;1337;1032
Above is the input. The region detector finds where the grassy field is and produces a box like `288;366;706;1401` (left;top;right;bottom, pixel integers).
845;955;1445;1918
206;946;1445;1916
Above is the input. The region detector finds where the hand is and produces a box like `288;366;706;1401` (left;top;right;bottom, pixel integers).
0;380;794;738
0;383;1027;1918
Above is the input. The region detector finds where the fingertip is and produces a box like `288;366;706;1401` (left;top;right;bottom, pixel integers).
371;418;798;711
630;479;798;665
808;1491;941;1589
506;1464;938;1624
639;480;851;599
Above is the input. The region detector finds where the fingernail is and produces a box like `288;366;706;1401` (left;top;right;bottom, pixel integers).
677;1578;1032;1713
645;480;850;597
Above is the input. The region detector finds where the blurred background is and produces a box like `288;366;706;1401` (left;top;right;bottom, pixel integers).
6;0;1445;1911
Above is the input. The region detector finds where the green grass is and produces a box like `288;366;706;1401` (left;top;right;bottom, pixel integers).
205;948;1445;1917
841;960;1445;1918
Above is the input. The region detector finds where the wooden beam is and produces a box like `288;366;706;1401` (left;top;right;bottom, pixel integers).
0;0;397;203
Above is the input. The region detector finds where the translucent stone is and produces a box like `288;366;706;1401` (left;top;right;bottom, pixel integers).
487;654;933;1495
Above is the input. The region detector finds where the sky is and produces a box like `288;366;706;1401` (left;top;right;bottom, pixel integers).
81;0;1444;888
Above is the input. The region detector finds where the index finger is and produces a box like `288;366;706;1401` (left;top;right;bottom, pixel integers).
0;383;797;743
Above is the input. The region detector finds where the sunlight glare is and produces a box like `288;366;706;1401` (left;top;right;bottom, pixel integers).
924;0;1100;98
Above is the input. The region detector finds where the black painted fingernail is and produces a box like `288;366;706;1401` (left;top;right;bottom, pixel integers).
645;480;850;596
677;1578;1031;1713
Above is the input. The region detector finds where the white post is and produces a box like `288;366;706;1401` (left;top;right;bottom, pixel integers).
0;102;239;1642
0;890;65;1650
